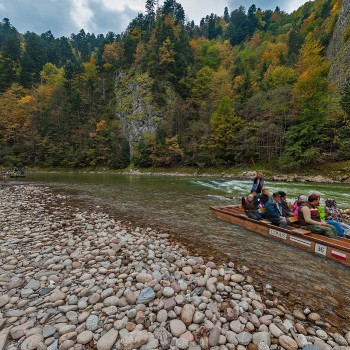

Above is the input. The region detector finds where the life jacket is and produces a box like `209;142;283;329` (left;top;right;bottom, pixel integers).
298;202;321;226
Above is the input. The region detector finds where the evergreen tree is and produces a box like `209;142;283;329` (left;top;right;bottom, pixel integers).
224;7;230;23
247;4;258;36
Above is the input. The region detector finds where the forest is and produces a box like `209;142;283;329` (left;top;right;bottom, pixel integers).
0;0;349;170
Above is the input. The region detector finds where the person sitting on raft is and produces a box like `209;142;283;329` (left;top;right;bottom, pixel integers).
278;191;294;216
325;198;350;237
293;194;308;216
242;194;262;221
265;192;290;229
317;202;346;238
251;172;264;195
298;194;338;239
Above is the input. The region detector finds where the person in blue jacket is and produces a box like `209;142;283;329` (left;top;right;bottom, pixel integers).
251;172;265;194
265;192;289;229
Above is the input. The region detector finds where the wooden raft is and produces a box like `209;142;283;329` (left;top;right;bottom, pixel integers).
210;205;350;268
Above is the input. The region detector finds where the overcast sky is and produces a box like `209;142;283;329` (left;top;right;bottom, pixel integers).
0;0;310;37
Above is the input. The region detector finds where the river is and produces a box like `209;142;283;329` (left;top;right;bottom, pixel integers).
4;173;350;329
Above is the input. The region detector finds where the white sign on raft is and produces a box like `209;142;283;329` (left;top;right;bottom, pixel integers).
315;243;327;256
269;229;287;240
289;236;311;247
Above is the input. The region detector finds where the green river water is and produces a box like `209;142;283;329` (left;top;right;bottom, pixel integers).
4;173;350;329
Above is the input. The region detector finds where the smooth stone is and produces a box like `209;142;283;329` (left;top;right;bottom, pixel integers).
77;330;94;345
333;334;348;346
253;332;271;347
20;334;44;350
236;332;253;346
163;287;175;298
231;274;245;283
316;329;328;341
25;279;41;291
43;325;56;338
136;273;153;283
193;311;205;324
269;323;284;337
279;335;298;350
157;310;168;323
0;295;9;307
86;315;100;331
48;291;66;302
136;288;155;304
181;304;195;326
164;298;176;311
209;327;221;347
97;329;119;350
0;328;10;350
170;320;186;337
230;320;244;333
120;330;149;350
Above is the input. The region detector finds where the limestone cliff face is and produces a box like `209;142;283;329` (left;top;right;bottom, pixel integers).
327;0;350;88
115;73;174;156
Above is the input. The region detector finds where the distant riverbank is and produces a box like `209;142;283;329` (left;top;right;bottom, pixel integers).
22;161;350;184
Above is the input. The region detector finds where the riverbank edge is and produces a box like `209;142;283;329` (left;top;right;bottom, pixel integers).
22;165;350;184
1;184;350;350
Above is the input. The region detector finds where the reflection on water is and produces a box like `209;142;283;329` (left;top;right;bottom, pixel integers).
5;173;350;329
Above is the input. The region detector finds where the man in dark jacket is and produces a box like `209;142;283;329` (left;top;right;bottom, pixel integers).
265;192;289;228
278;191;293;216
258;188;270;205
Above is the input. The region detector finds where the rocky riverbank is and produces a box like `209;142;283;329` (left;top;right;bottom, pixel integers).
0;185;349;350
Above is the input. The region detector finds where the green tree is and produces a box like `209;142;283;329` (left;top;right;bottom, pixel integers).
207;97;244;163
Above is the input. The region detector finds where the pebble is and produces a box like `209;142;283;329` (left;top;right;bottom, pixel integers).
120;330;149;350
97;329;119;350
77;330;94;344
279;335;298;350
86;315;100;331
170;319;187;337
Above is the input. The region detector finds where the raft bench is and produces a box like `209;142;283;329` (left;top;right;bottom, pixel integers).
257;208;310;234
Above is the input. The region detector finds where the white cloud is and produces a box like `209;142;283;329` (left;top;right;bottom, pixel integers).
286;0;311;12
71;0;94;32
179;0;228;23
99;0;145;12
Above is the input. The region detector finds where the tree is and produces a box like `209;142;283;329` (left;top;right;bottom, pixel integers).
146;0;156;22
341;77;350;116
207;96;244;163
225;7;248;46
247;4;258;36
224;7;230;23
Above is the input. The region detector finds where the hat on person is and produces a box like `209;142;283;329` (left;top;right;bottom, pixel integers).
299;195;308;201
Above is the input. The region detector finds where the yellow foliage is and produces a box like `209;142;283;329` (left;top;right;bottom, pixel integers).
19;95;34;105
159;37;176;65
102;43;122;69
130;27;141;41
261;42;288;66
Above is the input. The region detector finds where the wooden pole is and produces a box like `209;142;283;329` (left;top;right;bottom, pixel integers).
251;157;257;174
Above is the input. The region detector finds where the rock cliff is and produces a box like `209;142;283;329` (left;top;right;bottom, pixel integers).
327;0;350;88
115;73;174;157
